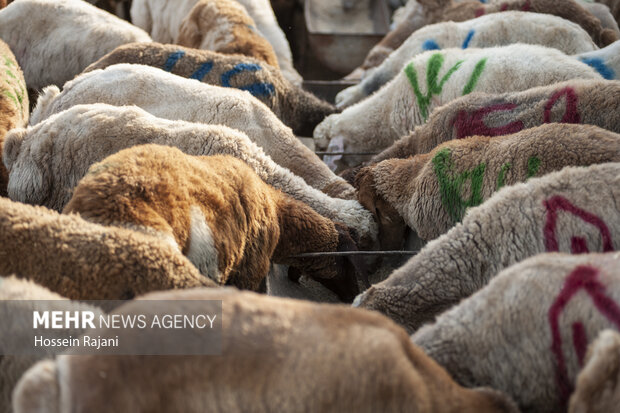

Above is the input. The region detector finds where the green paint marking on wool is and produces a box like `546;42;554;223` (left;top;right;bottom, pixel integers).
3;89;18;107
527;156;540;179
4;56;14;68
462;57;488;95
432;148;486;223
496;162;511;190
404;53;464;121
5;69;16;80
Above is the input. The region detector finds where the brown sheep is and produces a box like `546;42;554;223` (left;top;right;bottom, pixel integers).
360;0;618;73
13;288;520;413
368;79;620;164
0;39;28;197
176;0;279;68
84;42;334;136
64;145;368;301
0;197;214;300
355;123;620;249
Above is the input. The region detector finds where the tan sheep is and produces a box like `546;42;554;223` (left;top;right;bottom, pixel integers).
355;124;620;248
355;163;620;333
176;0;279;69
0;276;105;413
84;42;334;136
13;288;520;413
411;252;620;412
64;145;368;301
0;39;27;197
359;0;617;74
0;197;213;300
569;329;620;413
369;79;620;163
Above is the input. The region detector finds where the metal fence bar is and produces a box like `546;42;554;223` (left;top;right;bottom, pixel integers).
290;251;419;258
315;151;380;156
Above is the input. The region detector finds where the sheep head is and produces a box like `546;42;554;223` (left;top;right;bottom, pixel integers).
354;165;407;251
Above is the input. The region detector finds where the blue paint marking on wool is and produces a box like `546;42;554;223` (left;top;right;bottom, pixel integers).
221;63;275;97
422;39;441;51
479;0;487;3
580;57;615;80
163;51;185;72
190;61;214;81
462;29;475;49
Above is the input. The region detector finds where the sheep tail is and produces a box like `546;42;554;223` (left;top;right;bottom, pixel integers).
13;359;61;413
29;85;61;125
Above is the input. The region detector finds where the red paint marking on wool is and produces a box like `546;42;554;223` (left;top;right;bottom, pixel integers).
521;0;531;11
475;7;485;17
571;237;589;254
543;87;581;124
571;322;588;365
452;103;524;139
499;3;508;11
548;266;620;406
543;195;613;253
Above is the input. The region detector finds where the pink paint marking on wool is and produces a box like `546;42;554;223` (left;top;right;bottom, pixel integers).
452;103;524;139
499;3;509;11
571;322;588;365
521;0;531;12
548;265;620;405
543;195;614;253
475;7;485;17
543;87;581;124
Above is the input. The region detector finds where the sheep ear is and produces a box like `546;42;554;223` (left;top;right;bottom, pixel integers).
12;359;61;413
2;128;26;171
177;9;204;48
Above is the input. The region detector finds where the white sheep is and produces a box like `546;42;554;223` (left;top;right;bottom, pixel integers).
315;44;603;170
412;252;620;412
336;11;598;108
355;163;620;333
576;39;620;79
0;276;105;413
29;64;356;202
0;0;151;91
4;103;376;247
130;0;302;85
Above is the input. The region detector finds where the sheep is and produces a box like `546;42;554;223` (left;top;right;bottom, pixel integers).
12;287;520;413
357;0;617;76
411;252;620;412
175;0;279;68
0;0;151;91
576;39;620;79
336;11;599;108
29;64;356;202
0;196;214;300
354;162;620;333
315;44;603;170
354;124;620;250
130;0;302;85
598;0;620;27
0;39;27;197
569;329;620;413
368;79;620;164
0;276;105;413
578;0;620;34
83;42;334;136
3;104;376;247
64;145;369;301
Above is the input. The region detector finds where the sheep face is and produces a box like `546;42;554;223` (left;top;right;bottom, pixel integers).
355;166;407;251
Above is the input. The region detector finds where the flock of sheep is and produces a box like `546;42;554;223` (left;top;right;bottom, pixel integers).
0;0;619;411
